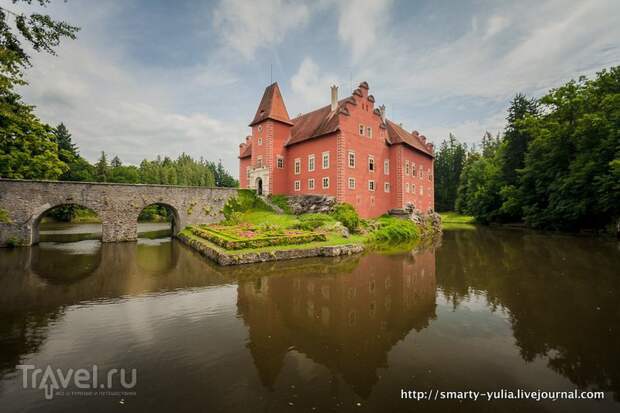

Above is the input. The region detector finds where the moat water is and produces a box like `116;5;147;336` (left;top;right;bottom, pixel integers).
0;225;618;412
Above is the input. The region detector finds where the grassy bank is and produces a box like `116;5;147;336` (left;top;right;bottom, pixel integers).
440;212;477;230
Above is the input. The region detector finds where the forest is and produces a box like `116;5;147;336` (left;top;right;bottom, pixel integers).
433;67;619;233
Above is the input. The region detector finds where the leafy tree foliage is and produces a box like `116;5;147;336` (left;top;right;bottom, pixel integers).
433;133;468;211
0;1;79;179
456;67;620;232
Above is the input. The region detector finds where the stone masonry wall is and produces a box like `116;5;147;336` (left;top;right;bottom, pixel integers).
0;179;237;247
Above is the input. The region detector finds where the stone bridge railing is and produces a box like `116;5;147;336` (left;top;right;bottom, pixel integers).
0;179;237;247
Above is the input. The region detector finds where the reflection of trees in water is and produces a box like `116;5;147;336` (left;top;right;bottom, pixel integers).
0;240;235;390
236;249;438;398
436;228;620;400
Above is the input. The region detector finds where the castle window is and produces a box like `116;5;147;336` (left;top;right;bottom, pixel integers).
412;184;416;193
405;183;410;193
322;151;330;169
348;151;356;168
308;178;315;190
322;177;330;189
294;180;301;191
368;180;375;191
384;159;389;175
308;154;315;172
257;125;262;132
348;177;356;189
384;182;390;192
294;158;301;175
405;160;410;175
258;137;262;145
368;156;375;172
367;127;372;138
257;156;263;168
277;156;284;169
359;124;364;135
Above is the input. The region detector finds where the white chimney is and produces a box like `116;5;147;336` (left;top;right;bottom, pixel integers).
330;85;338;111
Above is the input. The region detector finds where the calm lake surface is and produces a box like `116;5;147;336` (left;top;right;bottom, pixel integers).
0;225;619;412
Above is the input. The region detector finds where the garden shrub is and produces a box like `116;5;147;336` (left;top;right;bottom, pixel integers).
268;195;292;214
223;189;272;220
295;213;335;231
331;203;360;232
368;216;419;244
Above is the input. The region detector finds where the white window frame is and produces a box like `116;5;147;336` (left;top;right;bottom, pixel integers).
384;159;389;175
368;180;375;191
276;156;284;169
405;160;410;175
257;156;263;168
367;126;372;138
257;125;263;132
368;155;375;172
308;178;315;190
419;169;424;179
412;184;416;193
420;186;424;195
294;158;301;175
384;182;390;192
412;163;417;176
348;151;356;168
294;180;301;191
405;183;410;193
258;137;263;145
322;177;330;189
322;151;330;169
308;154;315;172
348;177;356;189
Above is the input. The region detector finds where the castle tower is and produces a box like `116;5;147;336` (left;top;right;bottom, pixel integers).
247;82;293;195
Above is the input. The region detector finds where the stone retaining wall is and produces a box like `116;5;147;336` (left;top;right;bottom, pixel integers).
178;232;364;266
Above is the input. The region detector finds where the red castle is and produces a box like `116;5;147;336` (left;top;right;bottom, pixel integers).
239;81;434;218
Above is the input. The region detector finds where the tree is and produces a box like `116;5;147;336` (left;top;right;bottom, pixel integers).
0;1;79;179
433;134;468;211
94;151;108;182
110;155;122;168
501;94;539;186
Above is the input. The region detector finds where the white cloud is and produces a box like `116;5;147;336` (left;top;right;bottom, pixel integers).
422;110;507;148
213;0;310;59
289;57;339;111
335;0;393;61
356;0;620;103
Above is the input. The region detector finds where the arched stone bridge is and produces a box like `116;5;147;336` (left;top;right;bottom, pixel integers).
0;179;237;247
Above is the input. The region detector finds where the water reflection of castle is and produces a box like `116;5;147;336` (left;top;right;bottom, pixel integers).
237;249;437;397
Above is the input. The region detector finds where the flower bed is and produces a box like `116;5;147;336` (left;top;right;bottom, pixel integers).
188;224;326;250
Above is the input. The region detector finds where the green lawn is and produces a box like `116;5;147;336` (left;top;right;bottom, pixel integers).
440;212;476;224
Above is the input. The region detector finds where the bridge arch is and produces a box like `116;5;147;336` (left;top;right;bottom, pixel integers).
137;202;182;236
31;203;103;245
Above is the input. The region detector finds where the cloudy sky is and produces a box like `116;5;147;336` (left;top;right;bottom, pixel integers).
14;0;620;176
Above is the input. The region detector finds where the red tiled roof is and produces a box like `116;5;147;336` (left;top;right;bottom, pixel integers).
239;142;252;158
386;120;434;157
285;98;353;146
249;82;293;126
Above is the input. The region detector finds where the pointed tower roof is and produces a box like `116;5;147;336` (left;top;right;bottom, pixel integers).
249;82;294;127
